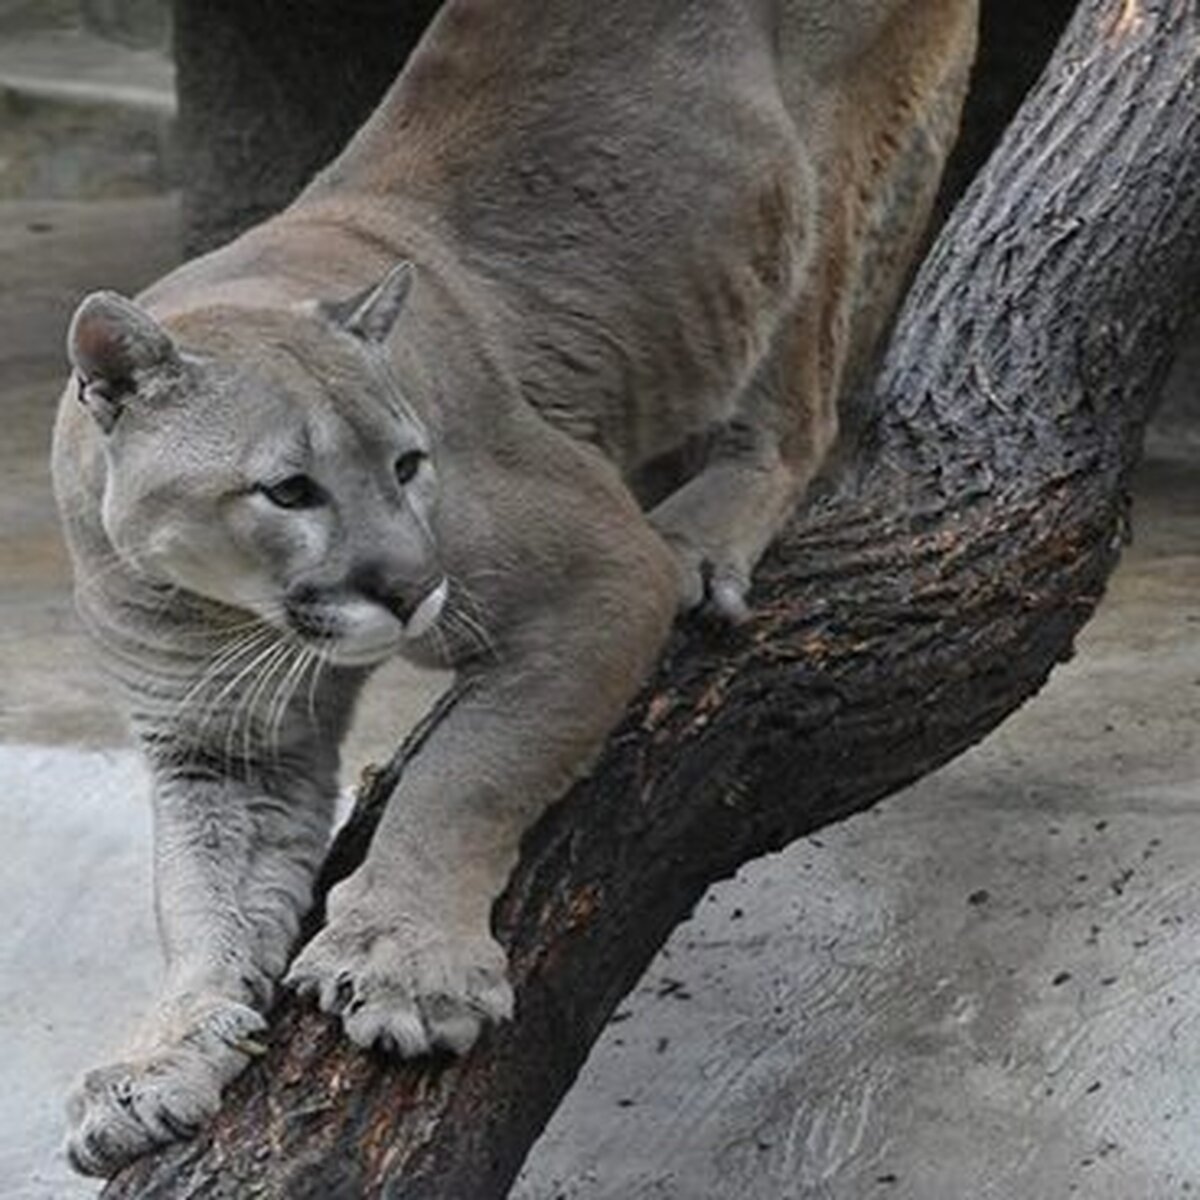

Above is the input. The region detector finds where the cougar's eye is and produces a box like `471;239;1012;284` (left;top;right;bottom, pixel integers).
394;449;426;486
257;474;327;510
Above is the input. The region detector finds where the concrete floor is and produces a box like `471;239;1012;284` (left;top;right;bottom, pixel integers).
2;197;1198;1200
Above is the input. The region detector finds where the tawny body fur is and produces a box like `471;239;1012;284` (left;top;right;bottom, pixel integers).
53;0;976;1175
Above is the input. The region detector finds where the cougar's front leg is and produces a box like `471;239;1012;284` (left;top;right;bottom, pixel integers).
66;751;338;1176
288;512;678;1057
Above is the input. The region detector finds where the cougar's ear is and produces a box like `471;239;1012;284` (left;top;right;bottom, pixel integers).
321;261;414;344
66;291;179;434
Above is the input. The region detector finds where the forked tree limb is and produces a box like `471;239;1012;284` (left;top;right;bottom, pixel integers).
107;0;1199;1195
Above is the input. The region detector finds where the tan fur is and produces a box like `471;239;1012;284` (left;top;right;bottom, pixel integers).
53;0;977;1176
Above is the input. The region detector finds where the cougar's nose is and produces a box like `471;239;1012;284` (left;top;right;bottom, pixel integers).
350;562;446;634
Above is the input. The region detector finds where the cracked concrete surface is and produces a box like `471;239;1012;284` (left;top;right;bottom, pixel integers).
2;196;1198;1199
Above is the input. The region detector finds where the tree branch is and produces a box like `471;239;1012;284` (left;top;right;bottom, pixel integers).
108;0;1200;1195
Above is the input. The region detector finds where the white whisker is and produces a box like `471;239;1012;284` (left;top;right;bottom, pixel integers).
266;645;313;762
184;626;278;747
305;643;330;728
219;636;288;775
445;575;498;661
175;626;271;714
238;641;295;777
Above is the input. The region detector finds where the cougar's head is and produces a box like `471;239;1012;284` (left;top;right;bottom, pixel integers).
65;263;448;667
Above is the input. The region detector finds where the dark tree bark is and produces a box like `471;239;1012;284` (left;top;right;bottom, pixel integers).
112;0;1199;1196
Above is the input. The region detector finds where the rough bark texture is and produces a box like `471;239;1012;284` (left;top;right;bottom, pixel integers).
112;0;1199;1196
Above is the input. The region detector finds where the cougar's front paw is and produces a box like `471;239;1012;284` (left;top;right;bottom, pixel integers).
64;998;266;1177
650;518;752;624
286;895;513;1057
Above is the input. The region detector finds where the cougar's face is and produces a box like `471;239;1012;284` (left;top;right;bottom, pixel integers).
193;356;446;668
68;271;449;668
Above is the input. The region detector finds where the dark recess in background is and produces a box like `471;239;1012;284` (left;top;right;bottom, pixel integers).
938;0;1079;208
174;0;441;253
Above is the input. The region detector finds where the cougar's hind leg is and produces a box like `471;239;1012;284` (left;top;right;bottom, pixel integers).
649;303;837;622
651;0;977;621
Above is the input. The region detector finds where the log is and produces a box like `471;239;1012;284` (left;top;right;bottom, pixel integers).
108;0;1200;1195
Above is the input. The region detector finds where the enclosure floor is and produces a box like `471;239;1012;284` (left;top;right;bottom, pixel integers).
2;198;1197;1200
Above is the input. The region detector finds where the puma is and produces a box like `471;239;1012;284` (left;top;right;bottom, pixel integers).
53;0;977;1175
